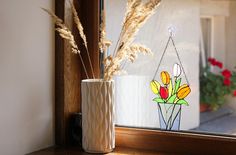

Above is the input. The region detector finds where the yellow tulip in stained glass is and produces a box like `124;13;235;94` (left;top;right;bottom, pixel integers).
150;80;160;94
177;84;188;92
177;85;191;99
161;71;170;85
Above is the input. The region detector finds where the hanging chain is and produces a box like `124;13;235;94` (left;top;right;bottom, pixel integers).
152;34;190;86
152;36;171;80
170;37;190;86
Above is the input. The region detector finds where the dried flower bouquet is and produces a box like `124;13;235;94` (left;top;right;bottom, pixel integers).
43;0;161;81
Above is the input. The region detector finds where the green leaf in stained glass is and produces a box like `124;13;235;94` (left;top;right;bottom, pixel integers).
167;94;176;103
177;99;189;106
153;97;165;103
173;78;182;94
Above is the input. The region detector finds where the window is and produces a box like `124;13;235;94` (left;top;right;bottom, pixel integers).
55;0;236;154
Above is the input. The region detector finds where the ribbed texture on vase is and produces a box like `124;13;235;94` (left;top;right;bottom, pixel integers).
81;80;115;153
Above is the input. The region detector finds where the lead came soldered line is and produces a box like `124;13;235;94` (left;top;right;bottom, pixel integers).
152;36;171;80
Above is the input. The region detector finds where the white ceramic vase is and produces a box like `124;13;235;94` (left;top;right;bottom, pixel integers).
81;79;115;153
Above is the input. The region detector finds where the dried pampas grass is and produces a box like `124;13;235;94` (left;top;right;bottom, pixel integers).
103;0;161;81
42;8;80;54
55;28;79;54
70;2;87;50
42;7;90;79
125;44;153;63
70;1;95;78
42;8;64;28
99;11;112;53
99;9;112;74
44;0;161;81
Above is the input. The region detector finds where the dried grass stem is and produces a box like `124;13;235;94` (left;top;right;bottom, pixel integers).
70;1;95;79
42;7;90;79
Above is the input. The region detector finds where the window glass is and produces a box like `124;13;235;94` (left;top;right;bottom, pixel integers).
105;0;236;135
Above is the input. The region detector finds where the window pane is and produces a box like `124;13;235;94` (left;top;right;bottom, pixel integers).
105;0;236;136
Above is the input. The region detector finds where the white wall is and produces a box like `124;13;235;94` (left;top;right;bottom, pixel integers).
212;16;226;64
200;0;229;16
200;0;230;64
226;2;236;71
226;2;236;110
0;0;54;154
106;0;200;130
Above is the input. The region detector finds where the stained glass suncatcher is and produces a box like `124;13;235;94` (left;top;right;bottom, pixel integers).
151;33;191;131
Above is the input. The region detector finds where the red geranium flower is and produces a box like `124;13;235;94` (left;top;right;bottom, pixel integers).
216;61;223;69
208;58;214;63
233;90;236;97
208;58;223;68
223;78;231;86
160;86;168;100
222;69;232;78
211;59;217;66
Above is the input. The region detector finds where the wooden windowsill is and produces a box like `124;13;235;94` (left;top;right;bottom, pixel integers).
29;127;236;155
29;146;181;155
